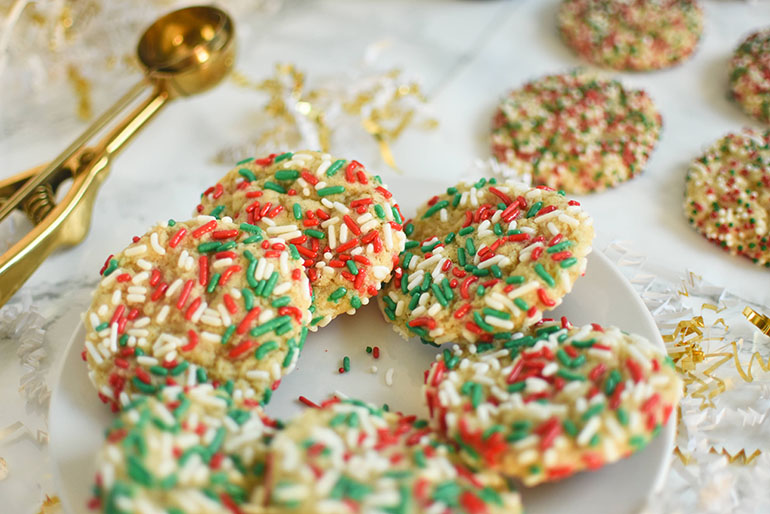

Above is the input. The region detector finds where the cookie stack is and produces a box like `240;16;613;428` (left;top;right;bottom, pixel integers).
83;158;682;513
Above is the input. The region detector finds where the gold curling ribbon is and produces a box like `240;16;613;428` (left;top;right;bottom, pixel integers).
37;495;61;514
744;307;770;336
230;64;436;170
730;341;770;382
674;446;762;466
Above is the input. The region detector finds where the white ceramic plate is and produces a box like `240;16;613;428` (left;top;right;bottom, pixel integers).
49;177;674;514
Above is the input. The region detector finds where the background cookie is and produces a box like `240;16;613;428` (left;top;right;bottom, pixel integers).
684;128;770;268
557;0;704;71
491;70;662;194
84;217;311;410
380;180;594;345
729;28;770;124
265;398;523;514
90;384;274;514
197;151;406;329
424;321;682;486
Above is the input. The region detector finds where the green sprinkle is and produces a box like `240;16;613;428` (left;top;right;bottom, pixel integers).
465;238;476;256
95;321;109;332
102;258;119;277
236;157;254;165
457;247;467;266
572;338;596;348
422;200;449;219
317;185;346;196
207;273;221;293
264;181;286;194
275;169;300;181
582;403;605;421
305;229;325;239
262;271;280;297
274;152;293;162
271;296;291;308
221;325;236;345
250;315;292;337
326;159;346;177
288;244;300;260
534;263;556;287
431;283;449;307
238;168;257;182
209;205;225;219
563;419;578;437
513;298;528;311
490;264;503;278
506;275;525;285
392;206;403;224
255;341;279;360
343;356;351;372
346;260;358;275
526;201;543;218
197;241;221;253
292;203;303;220
557;368;586;381
458;226;474;236
482;307;510;320
473;311;495;332
329;287;347;301
444;231;456;244
374;204;386;219
507;382;526;393
560;257;578;268
547;241;574;253
239;223;262;234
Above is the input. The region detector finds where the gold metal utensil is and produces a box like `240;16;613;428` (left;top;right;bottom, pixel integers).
0;5;235;307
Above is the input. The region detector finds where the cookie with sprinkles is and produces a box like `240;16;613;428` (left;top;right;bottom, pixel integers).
379;179;594;346
491;69;662;194
197;151;406;330
84;216;311;411
90;384;275;514
264;397;523;513
423;320;682;487
729;28;770;124
684;128;770;268
557;0;703;71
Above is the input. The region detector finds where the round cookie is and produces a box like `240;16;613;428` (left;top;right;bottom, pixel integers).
379;179;594;345
196;151;406;329
90;384;274;514
265;398;523;514
423;320;682;487
684;128;770;268
491;69;662;194
729;28;770;124
557;0;704;71
84;216;311;410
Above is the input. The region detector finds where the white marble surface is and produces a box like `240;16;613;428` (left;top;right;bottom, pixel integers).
1;0;770;512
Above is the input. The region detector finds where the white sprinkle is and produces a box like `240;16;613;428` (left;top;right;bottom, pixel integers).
149;232;166;255
124;244;147;257
385;368;394;386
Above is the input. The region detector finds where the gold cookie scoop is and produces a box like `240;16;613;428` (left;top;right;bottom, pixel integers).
0;5;235;307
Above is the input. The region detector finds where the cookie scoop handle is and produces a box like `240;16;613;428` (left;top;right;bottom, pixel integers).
0;84;169;308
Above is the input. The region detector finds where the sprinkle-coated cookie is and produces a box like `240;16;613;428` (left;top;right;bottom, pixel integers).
491;70;662;194
197;151;406;330
84;217;311;410
90;384;275;514
684;129;770;268
264;398;523;513
379;179;594;346
423;320;682;486
557;0;703;71
729;28;770;124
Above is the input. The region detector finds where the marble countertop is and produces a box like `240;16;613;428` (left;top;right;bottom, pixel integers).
1;0;769;511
